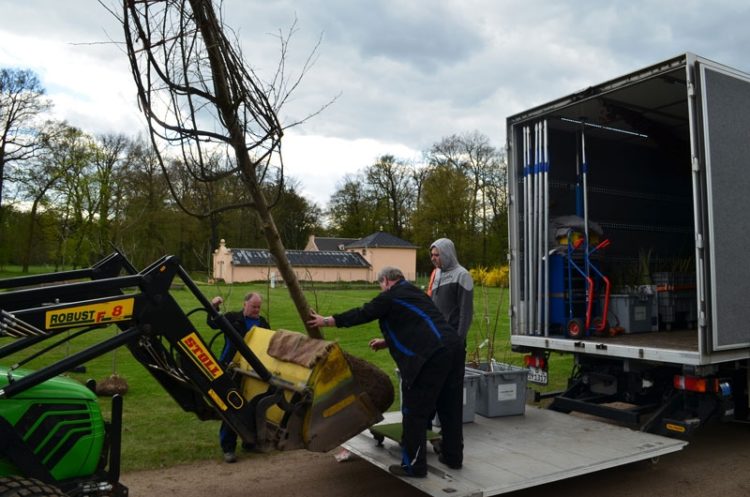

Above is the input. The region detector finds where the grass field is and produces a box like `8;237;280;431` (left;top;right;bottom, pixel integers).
0;268;572;472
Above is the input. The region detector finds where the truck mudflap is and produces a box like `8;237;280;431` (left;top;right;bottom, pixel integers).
343;408;687;497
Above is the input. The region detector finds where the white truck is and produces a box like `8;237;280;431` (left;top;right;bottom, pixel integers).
507;52;749;436
344;53;749;497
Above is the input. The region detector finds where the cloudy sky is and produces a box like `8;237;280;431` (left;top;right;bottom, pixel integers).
1;1;749;207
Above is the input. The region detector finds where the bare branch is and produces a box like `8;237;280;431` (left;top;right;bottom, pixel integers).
117;0;325;337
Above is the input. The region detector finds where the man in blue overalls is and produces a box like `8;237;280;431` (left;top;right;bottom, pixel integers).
208;292;270;463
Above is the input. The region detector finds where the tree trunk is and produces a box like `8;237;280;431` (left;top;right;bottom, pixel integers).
246;174;322;339
21;199;40;273
0;156;5;228
191;0;322;338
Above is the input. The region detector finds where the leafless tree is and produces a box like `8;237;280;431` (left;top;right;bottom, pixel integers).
365;155;415;238
112;0;324;337
0;69;51;225
428;131;505;263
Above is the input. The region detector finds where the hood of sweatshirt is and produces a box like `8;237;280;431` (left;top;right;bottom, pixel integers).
430;238;459;272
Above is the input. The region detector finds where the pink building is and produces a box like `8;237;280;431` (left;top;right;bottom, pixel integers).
213;232;417;283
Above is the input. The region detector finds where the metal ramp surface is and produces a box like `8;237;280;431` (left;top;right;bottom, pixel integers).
343;407;687;497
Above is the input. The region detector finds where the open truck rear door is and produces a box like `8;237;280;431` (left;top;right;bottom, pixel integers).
691;55;750;353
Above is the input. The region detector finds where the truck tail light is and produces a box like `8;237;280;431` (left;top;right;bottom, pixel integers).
673;375;733;397
524;355;546;369
673;375;722;393
674;375;707;392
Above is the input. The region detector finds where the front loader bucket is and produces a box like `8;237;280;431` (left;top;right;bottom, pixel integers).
235;327;384;452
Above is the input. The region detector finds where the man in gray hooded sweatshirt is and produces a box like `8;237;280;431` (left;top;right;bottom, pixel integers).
429;238;474;342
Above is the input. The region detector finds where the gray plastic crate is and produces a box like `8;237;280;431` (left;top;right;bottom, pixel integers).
653;272;697;329
398;369;481;424
466;362;528;417
462;371;480;423
608;294;654;333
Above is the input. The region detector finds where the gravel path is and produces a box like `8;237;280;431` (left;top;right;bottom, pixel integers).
122;419;750;497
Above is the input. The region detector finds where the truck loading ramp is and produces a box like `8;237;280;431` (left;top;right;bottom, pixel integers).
343;408;686;497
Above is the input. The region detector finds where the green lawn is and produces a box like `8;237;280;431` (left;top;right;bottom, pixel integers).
1;270;572;472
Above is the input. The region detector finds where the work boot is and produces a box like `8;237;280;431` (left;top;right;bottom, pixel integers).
388;464;426;478
438;455;462;470
223;451;237;463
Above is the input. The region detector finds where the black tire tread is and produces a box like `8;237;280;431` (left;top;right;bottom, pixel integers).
0;476;67;497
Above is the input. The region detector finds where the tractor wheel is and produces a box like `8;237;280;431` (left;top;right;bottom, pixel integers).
0;477;67;497
566;318;585;338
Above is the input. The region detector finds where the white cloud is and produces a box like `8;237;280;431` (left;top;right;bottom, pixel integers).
3;0;750;208
0;27;143;134
281;132;421;207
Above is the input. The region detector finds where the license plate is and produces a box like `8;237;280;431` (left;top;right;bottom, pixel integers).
527;367;548;385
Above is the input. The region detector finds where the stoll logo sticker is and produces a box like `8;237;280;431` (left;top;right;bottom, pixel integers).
179;332;224;380
45;298;135;330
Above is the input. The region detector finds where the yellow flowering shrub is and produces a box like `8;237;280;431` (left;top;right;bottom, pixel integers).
469;265;509;287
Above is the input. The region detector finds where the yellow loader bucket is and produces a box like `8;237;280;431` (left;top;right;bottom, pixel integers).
234;327;383;452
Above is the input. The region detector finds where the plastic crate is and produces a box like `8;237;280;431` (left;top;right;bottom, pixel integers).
653;272;697;329
462;371;480;423
608;294;654;333
466;362;528;417
397;369;481;424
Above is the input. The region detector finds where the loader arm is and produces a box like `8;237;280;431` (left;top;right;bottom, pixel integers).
1;254;383;458
0;255;284;447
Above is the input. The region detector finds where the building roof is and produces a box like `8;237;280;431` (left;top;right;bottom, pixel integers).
231;249;370;268
345;231;417;249
311;237;358;251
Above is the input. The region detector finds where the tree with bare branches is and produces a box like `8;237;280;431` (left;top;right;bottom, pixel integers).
0;68;50;234
427;131;506;264
114;0;325;337
365;155;415;238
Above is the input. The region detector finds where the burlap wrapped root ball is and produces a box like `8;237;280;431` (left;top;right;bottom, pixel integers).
344;352;394;413
268;329;395;414
96;373;129;396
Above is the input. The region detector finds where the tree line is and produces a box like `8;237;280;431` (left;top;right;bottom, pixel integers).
328;132;508;273
1;67;507;275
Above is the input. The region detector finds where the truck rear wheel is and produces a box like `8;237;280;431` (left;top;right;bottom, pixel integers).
0;477;67;497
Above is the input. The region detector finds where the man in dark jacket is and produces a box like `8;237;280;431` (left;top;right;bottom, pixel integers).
308;267;464;478
208;292;270;463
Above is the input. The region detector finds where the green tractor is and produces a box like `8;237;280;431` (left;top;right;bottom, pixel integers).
0;370;117;496
0;253;384;496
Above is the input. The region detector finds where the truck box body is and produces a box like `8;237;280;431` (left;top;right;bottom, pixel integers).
342;54;750;495
507;53;750;367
